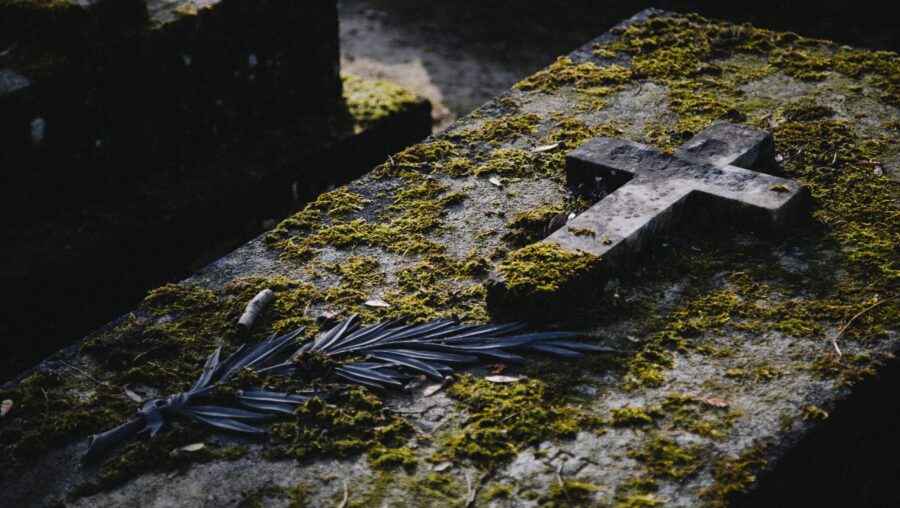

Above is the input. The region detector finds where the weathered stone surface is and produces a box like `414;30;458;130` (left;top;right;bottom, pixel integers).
2;8;898;508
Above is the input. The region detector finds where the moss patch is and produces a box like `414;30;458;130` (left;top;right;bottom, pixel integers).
437;375;595;466
699;444;768;507
497;243;602;296
269;389;416;471
341;72;418;130
628;435;703;480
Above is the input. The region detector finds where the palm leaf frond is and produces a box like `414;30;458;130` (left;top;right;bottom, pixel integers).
83;310;613;462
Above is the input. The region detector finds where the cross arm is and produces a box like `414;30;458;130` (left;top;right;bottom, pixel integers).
565;137;670;188
674;122;774;170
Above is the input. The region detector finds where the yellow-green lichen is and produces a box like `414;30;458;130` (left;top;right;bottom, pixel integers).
537;480;600;507
238;483;311;508
514;57;632;93
497;243;602;297
269;389;415;470
628;435;703;480
699;444;768;507
437;375;594;466
341;72;418;130
455;113;540;147
610;406;663;428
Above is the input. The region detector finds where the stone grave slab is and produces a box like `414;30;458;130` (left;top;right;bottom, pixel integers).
1;8;898;508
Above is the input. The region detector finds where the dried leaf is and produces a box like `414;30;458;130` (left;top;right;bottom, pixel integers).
123;386;144;403
0;399;12;417
484;375;521;383
433;461;453;472
531;143;559;153
178;443;206;452
364;298;391;308
697;396;729;409
423;376;455;397
547;213;568;234
488;363;507;375
488;177;504;189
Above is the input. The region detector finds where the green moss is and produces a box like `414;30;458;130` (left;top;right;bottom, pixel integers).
372;140;461;179
610;406;663;428
699;445;768;507
497;243;602;297
341;72;418;130
615;494;667;508
368;445;418;470
456;113;540;146
266;174;463;265
484;484;515;501
438;375;592;466
660;393;738;439
502;203;567;247
807;352;881;387
628;435;703;480
238;483;311;508
441;157;477;178
800;404;829;421
71;429;250;499
614;477;659;505
514;57;632;92
543;117;625;147
538;480;599;507
408;473;462;506
473;148;537;176
269;389;414;469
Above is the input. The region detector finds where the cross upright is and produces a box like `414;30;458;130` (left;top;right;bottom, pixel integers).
547;122;806;268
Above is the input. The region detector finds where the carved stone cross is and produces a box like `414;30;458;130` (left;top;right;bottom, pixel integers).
487;123;806;317
550;122;805;267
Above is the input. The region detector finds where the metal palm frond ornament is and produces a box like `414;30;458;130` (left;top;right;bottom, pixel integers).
83;312;614;461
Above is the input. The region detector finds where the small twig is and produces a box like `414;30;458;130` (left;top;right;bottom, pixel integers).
40;387;50;417
148;361;182;379
62;361;119;390
465;471;492;508
556;463;573;508
831;294;898;357
237;289;275;334
501;407;531;423
337;480;349;508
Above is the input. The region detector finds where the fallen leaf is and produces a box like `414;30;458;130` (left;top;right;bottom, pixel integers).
488;363;508;374
484;375;521;383
178;443;206;452
433;461;453;472
547;213;568;234
0;399;12;417
123;386;144;403
424;376;455;396
488;177;504;189
531;143;559;153
364;298;391;308
697;396;729;409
